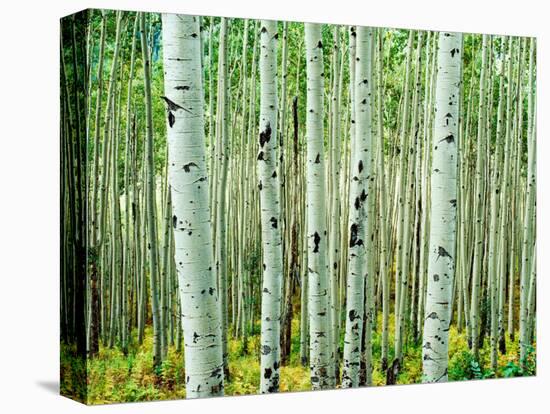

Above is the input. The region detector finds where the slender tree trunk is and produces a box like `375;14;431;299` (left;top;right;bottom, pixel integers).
90;13;107;247
108;75;123;348
214;18;230;379
328;26;342;381
160;184;172;359
257;19;283;394
422;31;462;383
488;35;506;370
161;13;225;398
120;13;138;355
469;34;489;359
305;23;332;390
375;28;391;370
519;37;536;369
342;26;373;388
393;32;413;365
140;12;162;371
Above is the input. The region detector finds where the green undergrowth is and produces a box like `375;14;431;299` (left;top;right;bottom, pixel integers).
60;313;536;404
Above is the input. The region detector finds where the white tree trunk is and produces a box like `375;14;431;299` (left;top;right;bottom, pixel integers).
140;12;163;370
161;13;224;398
258;19;283;394
469;33;489;358
519;37;536;367
488;35;505;370
214;18;230;377
328;26;342;379
422;31;462;383
342;26;373;388
305;23;332;390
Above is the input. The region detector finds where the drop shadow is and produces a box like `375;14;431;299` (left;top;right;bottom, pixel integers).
36;380;59;395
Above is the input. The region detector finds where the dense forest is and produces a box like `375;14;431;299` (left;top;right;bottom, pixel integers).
60;9;537;404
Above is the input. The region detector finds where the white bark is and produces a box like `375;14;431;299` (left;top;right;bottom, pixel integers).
140;12;162;369
469;33;489;358
162;13;224;398
422;31;462;383
342;26;372;388
328;25;342;378
258;19;283;394
214;18;230;376
393;31;413;362
488;35;505;369
305;23;331;390
519;37;536;367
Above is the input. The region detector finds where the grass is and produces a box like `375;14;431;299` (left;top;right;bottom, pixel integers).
60;313;536;404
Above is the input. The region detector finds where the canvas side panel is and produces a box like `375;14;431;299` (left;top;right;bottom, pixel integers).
60;9;89;405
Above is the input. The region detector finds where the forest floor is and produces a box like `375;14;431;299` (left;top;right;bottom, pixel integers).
60;313;536;404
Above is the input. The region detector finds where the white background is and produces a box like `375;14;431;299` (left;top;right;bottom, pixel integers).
0;0;547;412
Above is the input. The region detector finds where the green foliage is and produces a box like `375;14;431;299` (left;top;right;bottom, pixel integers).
60;344;87;403
503;345;536;378
62;313;536;404
448;350;492;381
244;244;261;273
502;361;522;378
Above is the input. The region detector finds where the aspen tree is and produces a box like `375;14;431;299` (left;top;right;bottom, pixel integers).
139;12;162;370
376;28;391;370
395;31;422;363
236;19;251;340
393;32;413;364
328;26;342;378
298;29;309;366
508;39;526;342
121;13;138;354
417;32;436;344
136;137;147;345
305;23;331;390
488;36;506;370
495;37;515;360
87;12;107;357
409;31;425;343
97;12;124;248
160;182;172;359
519;37;536;368
90;13;107;246
214;18;230;378
243;20;259;348
161;13;224;398
108;68;123;348
362;28;375;387
279;21;294;365
422;31;462;383
342;26;372;388
469;34;489;358
94;13;124;346
258;19;284;394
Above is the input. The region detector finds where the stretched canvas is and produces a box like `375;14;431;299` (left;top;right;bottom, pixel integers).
60;8;537;404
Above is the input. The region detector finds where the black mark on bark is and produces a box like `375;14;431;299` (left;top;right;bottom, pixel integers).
349;223;363;247
168;111;175;128
436;246;453;262
439;133;455;144
260;122;272;148
183;162;198;172
313;231;321;253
